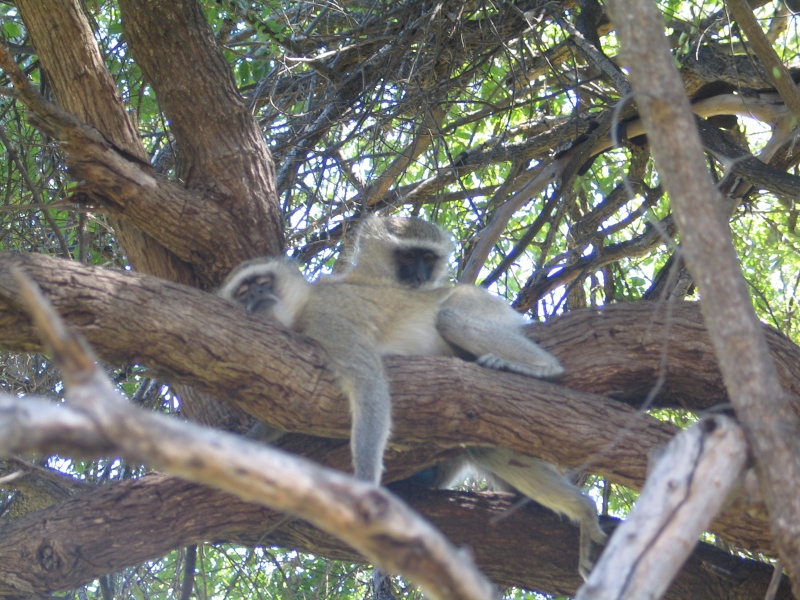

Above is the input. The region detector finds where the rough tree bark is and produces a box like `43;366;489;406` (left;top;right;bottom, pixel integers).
0;254;794;589
16;0;283;279
14;0;285;433
1;0;796;597
0;476;791;598
579;416;749;599
15;0;190;283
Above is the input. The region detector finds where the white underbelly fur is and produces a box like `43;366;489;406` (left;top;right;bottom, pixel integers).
378;312;452;357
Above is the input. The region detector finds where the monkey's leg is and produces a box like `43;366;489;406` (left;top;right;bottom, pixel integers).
244;421;286;444
437;288;564;379
468;447;606;579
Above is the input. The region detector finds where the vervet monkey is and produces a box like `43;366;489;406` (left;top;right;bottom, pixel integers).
345;215;605;577
220;249;604;576
220;211;605;569
219;249;566;477
218;256;454;483
346;216;564;378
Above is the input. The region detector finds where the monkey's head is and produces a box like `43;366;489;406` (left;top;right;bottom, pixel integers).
217;256;309;327
348;215;454;288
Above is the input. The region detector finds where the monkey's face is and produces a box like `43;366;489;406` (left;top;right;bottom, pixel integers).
233;273;279;314
394;247;441;288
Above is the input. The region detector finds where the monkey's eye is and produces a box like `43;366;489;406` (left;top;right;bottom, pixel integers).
254;275;274;286
234;284;250;299
396;250;416;264
422;251;437;264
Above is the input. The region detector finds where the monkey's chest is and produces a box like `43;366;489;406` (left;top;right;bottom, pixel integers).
377;312;452;357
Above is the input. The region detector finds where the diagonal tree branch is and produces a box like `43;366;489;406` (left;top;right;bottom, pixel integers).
606;0;800;591
14;0;194;283
119;0;283;257
726;0;800;122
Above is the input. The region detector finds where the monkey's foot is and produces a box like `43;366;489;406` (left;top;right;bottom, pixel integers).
477;354;565;379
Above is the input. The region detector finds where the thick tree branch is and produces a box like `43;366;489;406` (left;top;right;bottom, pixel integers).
119;0;283;256
10;0;290;441
0;253;789;555
0;253;673;485
8;1;286;287
0;475;790;598
0;44;253;287
579;416;749;598
14;0;146;162
14;0;193;283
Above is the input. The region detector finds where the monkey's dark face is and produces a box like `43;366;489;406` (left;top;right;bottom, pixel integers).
234;274;278;314
394;247;440;288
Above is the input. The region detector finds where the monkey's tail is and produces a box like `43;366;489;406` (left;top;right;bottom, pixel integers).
466;447;606;543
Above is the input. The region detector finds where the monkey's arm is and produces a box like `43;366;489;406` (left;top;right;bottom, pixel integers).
302;316;392;484
437;286;564;379
333;351;391;484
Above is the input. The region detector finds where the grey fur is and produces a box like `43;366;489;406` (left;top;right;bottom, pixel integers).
219;255;452;483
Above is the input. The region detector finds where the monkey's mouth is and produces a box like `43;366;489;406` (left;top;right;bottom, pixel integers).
247;297;277;314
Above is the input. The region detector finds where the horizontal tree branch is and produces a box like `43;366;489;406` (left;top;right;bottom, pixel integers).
0;474;790;598
0;253;790;554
